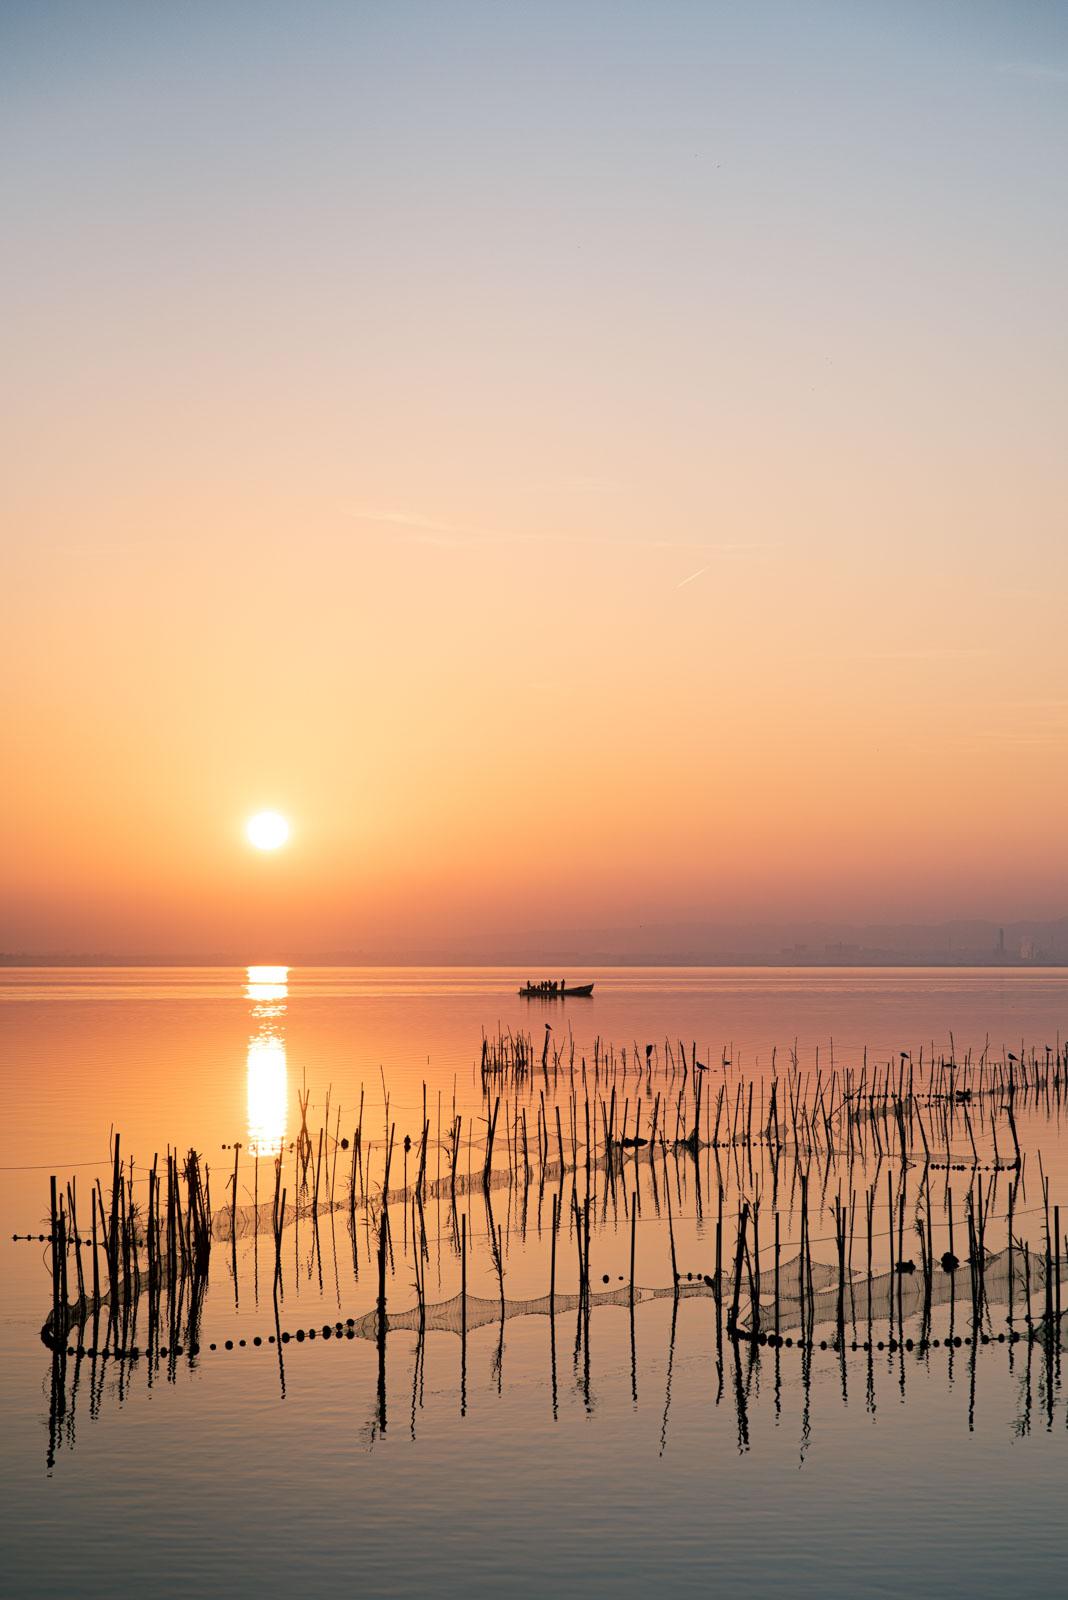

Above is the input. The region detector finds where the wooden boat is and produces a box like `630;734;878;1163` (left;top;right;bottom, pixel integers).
518;981;594;998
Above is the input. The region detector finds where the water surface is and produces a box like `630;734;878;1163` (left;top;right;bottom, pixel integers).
2;966;1065;1598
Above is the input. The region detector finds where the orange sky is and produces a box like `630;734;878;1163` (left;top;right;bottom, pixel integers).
2;2;1066;957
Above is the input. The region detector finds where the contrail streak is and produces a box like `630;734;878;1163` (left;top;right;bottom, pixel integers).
676;564;710;589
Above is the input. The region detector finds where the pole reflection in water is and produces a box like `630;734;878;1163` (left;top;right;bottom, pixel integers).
246;966;288;1158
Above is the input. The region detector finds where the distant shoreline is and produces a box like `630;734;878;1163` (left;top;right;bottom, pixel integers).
2;957;1065;970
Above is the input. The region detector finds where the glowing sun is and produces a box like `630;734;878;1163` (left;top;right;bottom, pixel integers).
246;811;290;851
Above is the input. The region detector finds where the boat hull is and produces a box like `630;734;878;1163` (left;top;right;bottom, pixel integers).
518;983;594;998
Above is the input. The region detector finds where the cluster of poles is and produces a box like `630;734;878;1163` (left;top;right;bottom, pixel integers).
36;1033;1067;1461
481;1026;1064;1167
46;1134;211;1352
43;1036;1067;1337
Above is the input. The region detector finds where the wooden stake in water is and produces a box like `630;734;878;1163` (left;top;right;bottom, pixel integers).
773;1210;781;1340
1055;1205;1062;1333
49;1175;60;1334
460;1211;468;1415
550;1192;558;1316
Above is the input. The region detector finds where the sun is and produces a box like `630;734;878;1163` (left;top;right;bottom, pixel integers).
246;811;290;851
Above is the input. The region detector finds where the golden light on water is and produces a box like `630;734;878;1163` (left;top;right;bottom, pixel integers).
246;964;288;1155
246;965;289;1002
246;811;289;851
246;1038;287;1157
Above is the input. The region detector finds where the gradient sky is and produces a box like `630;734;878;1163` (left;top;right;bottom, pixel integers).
2;1;1066;957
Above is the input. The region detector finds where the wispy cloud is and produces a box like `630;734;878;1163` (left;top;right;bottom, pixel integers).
999;61;1068;84
859;648;993;662
349;508;467;547
807;647;994;663
349;507;776;559
964;699;1068;747
972;729;1064;746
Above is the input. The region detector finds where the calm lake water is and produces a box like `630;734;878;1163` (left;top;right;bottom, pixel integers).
2;966;1066;1598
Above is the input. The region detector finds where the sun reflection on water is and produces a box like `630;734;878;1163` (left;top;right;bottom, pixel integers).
246;965;288;1155
246;965;289;1003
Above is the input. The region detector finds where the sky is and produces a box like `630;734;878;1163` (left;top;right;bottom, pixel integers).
2;0;1066;959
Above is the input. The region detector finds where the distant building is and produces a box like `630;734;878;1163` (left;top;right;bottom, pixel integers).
997;927;1005;956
